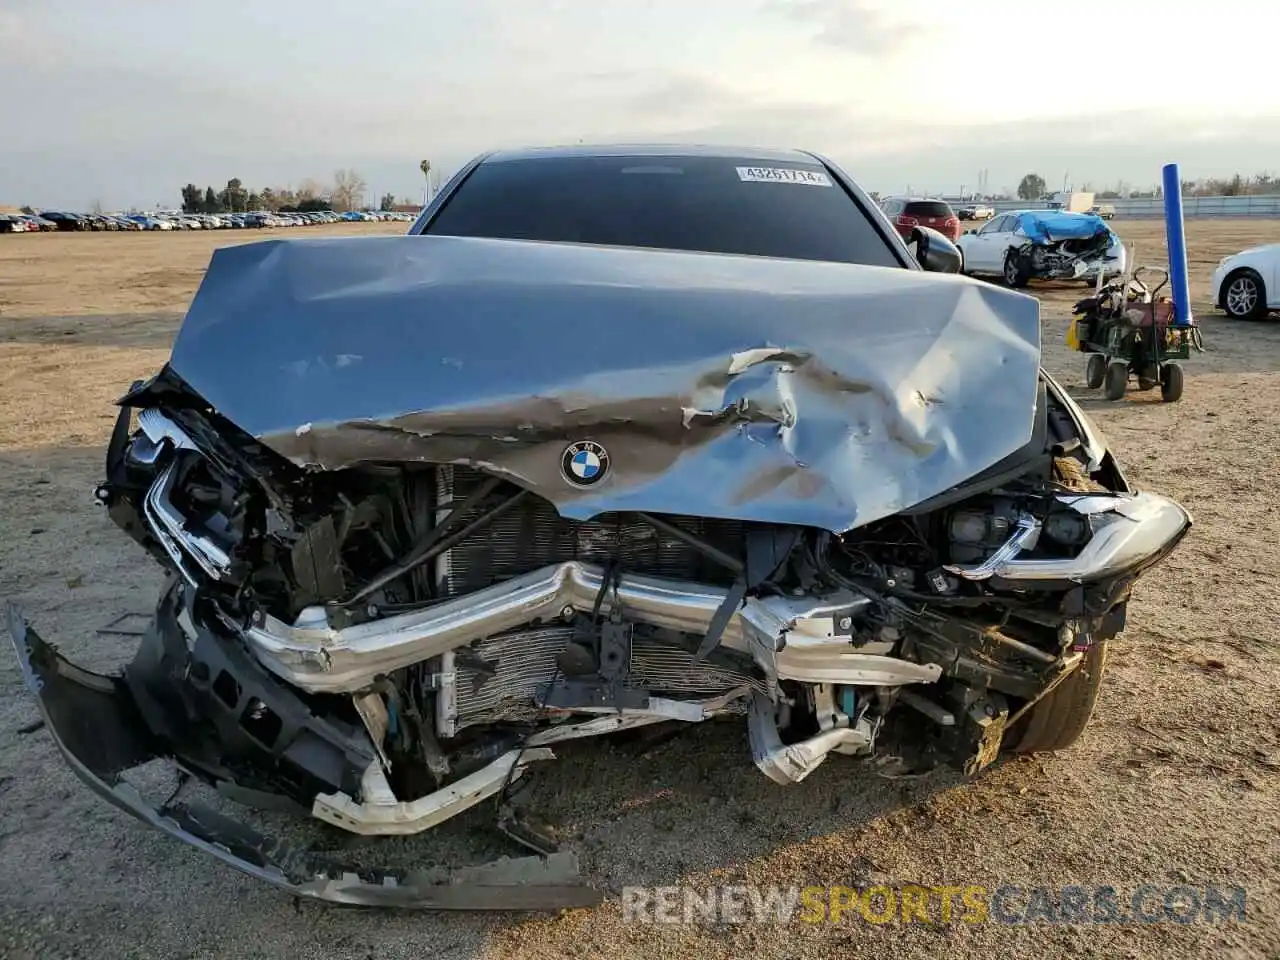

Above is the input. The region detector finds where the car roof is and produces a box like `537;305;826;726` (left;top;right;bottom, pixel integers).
884;196;949;203
1005;208;1091;217
482;143;819;164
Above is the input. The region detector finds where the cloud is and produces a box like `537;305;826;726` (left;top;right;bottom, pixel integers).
0;5;44;59
2;0;1277;210
762;0;927;55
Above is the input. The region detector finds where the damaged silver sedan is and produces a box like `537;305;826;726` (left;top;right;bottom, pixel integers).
8;145;1191;908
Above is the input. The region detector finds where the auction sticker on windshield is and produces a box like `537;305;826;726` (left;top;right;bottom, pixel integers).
736;166;832;186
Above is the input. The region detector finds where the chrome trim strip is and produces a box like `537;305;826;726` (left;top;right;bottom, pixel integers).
239;561;916;694
138;408;199;452
945;515;1041;581
142;462;232;583
945;491;1191;583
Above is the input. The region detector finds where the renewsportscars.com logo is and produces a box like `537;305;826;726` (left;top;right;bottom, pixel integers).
621;884;1248;926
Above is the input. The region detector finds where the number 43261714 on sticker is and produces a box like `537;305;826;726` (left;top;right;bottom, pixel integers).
736;166;832;186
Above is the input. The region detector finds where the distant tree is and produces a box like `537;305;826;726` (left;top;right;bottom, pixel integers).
289;197;333;213
379;192;395;211
297;179;326;203
331;169;368;212
203;186;221;213
247;191;262;211
181;183;203;214
260;187;277;211
1097;190;1121;200
1016;173;1045;200
217;177;248;213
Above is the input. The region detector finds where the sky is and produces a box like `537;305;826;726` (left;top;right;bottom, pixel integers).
2;0;1278;211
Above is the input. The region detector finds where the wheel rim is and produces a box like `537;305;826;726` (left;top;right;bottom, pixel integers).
1004;259;1017;283
1227;277;1258;315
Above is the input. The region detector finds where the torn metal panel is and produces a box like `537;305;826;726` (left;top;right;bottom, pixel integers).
312;750;557;836
6;604;601;911
748;692;873;785
163;235;1041;532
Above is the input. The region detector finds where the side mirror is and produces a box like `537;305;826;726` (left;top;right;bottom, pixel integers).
911;226;962;274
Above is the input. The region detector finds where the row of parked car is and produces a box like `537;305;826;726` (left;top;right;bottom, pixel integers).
0;209;416;234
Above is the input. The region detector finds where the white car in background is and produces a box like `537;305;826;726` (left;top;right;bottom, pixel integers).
955;209;1125;287
1210;244;1279;320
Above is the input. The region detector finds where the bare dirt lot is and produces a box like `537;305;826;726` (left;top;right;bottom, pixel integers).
2;220;1279;959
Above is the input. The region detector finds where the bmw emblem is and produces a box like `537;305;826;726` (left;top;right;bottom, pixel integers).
561;440;610;487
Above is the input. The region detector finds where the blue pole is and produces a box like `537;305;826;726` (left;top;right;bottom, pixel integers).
1162;163;1193;326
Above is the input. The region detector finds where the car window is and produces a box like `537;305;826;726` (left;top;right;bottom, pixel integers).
904;201;953;218
425;155;902;267
980;216;1006;234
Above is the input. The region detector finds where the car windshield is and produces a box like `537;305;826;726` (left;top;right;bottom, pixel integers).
423;155;901;267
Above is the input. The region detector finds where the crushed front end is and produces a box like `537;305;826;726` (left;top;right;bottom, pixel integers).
7;236;1191;907
1010;211;1125;282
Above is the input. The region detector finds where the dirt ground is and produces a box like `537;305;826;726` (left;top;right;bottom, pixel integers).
2;220;1279;959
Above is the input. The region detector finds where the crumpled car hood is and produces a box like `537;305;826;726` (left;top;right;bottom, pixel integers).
163;235;1041;533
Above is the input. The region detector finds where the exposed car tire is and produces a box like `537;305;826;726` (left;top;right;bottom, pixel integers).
1221;269;1268;320
1161;362;1185;403
1008;641;1108;754
1003;251;1029;288
1085;353;1107;389
1103;360;1128;400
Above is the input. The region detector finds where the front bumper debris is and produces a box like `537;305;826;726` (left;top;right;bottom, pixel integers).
5;603;602;911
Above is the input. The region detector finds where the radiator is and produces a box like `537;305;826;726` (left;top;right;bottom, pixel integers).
434;466;748;598
450;624;766;731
